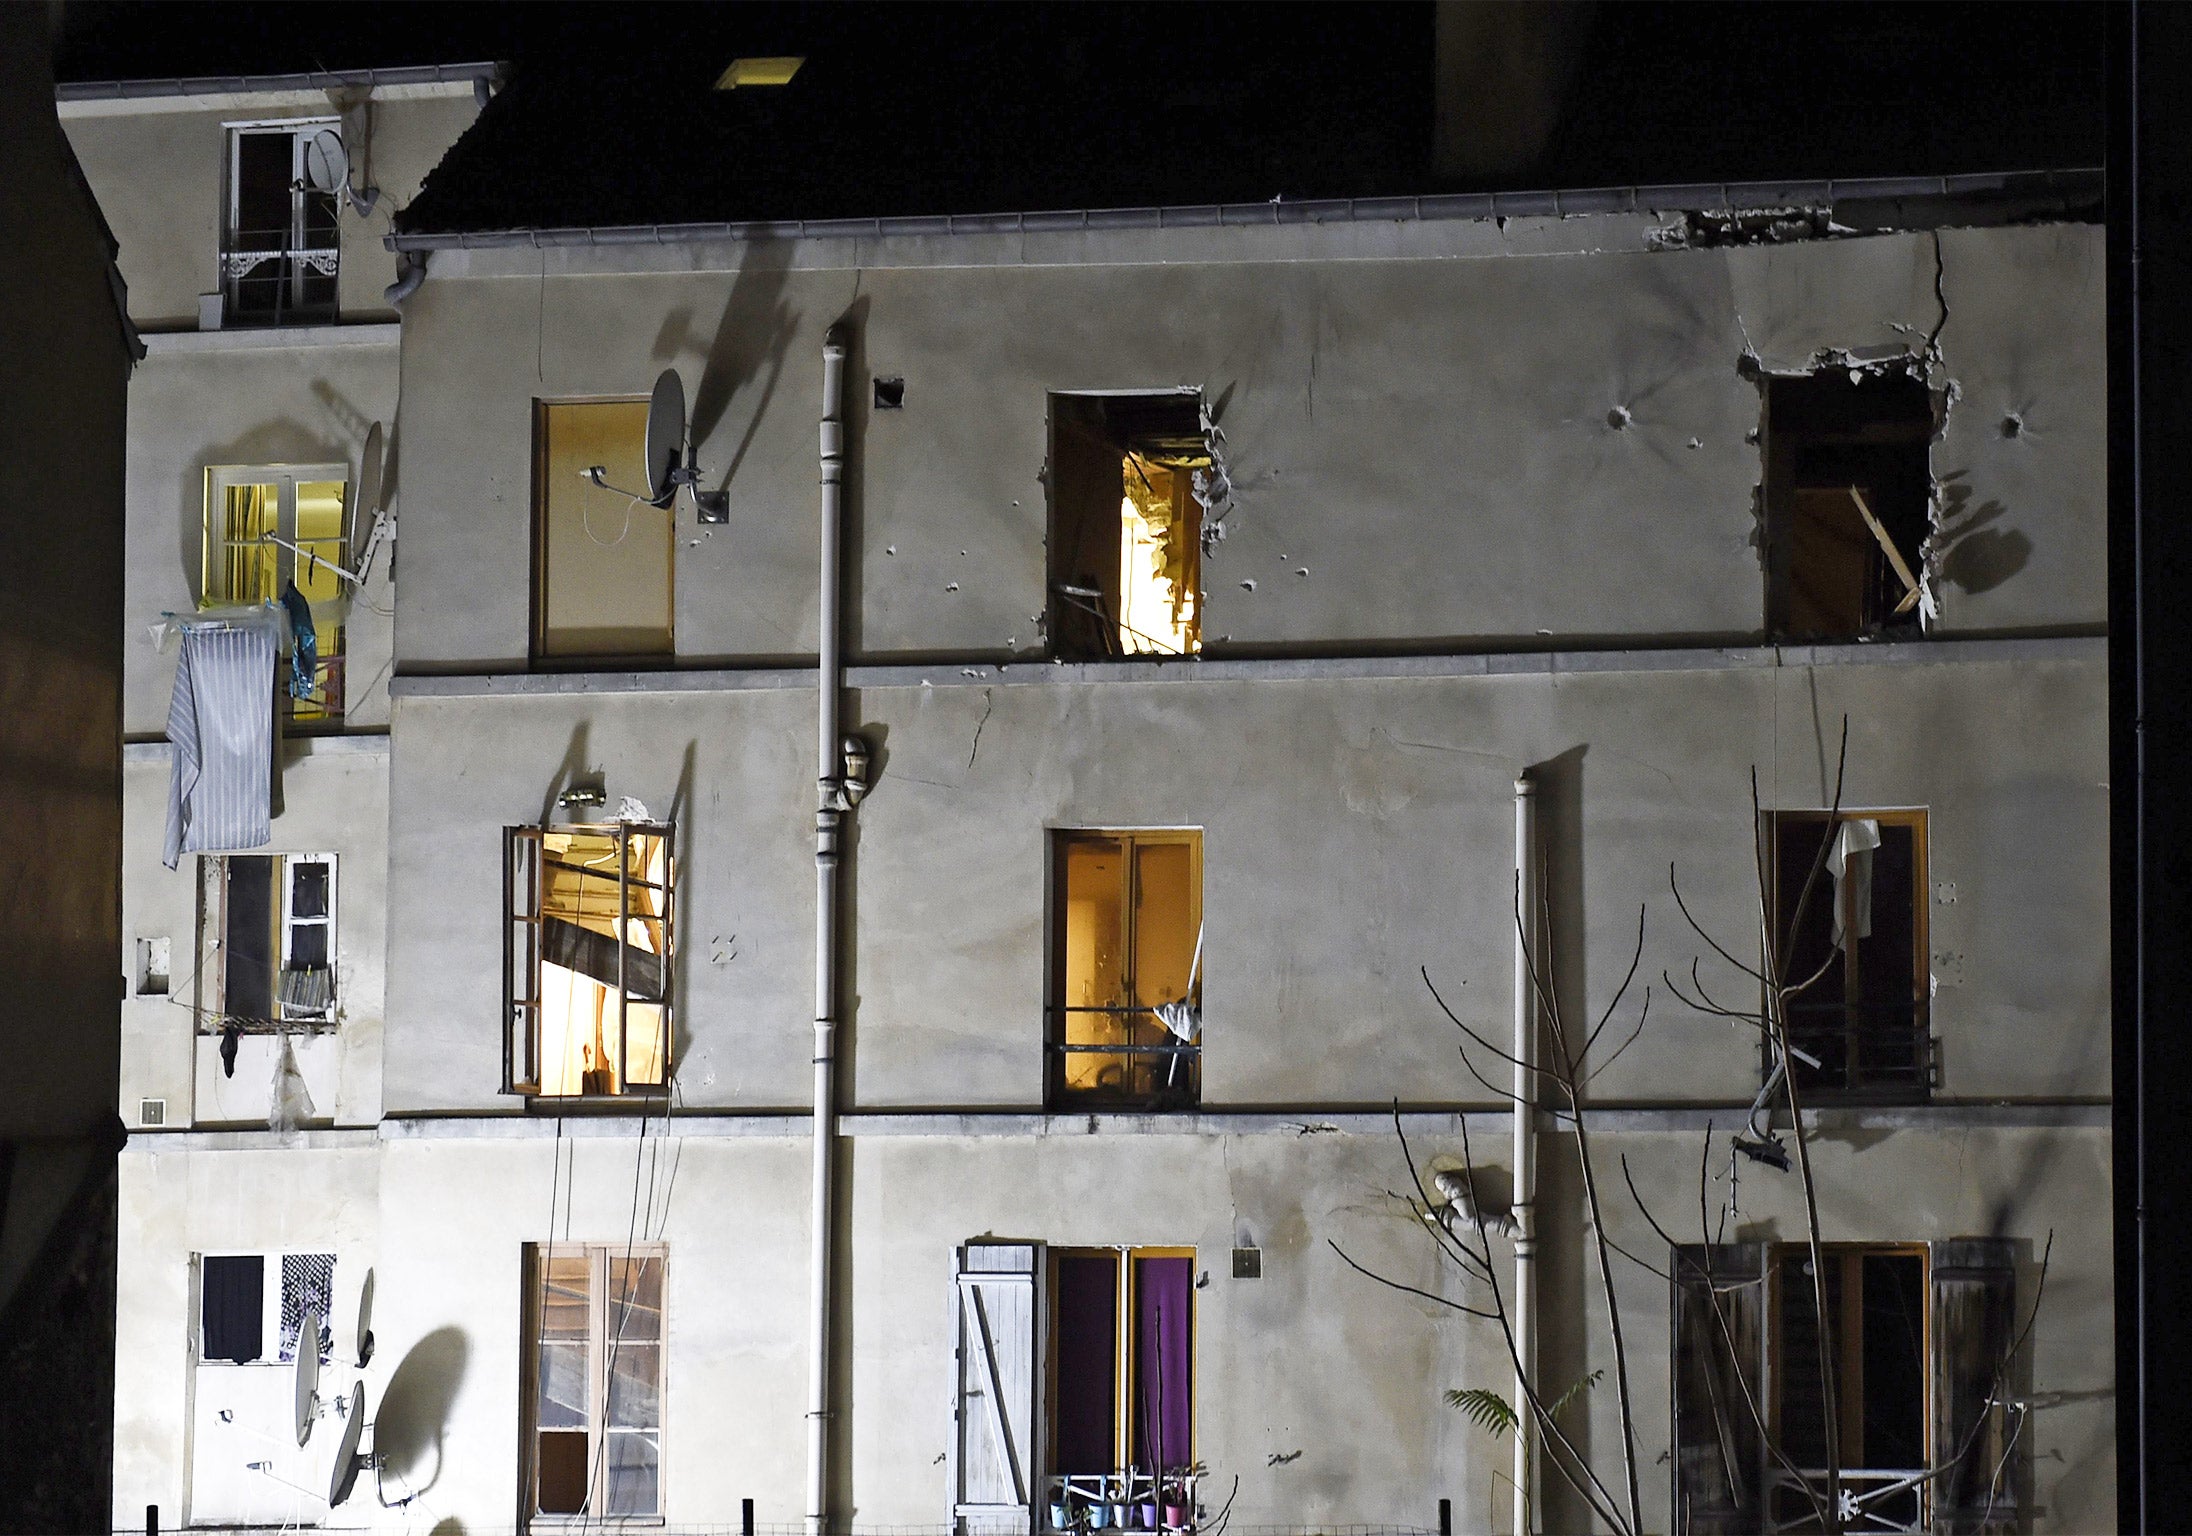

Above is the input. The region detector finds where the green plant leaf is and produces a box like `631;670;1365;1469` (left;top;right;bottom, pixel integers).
1546;1369;1604;1422
1444;1386;1519;1439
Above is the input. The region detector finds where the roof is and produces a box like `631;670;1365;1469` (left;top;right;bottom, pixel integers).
368;4;2100;240
55;60;500;104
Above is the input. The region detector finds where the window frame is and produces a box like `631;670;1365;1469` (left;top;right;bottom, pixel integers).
1763;808;1931;1103
201;463;350;725
220;118;341;325
521;1242;669;1529
1045;391;1207;662
530;397;678;666
504;821;676;1099
195;852;341;1033
1046;827;1203;1110
1766;1242;1934;1533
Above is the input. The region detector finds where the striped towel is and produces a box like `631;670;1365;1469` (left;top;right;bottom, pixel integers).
162;621;276;869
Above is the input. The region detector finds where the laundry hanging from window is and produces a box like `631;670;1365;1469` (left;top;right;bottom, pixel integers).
163;616;277;869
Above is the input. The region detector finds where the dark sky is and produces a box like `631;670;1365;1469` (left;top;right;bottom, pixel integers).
52;2;2104;203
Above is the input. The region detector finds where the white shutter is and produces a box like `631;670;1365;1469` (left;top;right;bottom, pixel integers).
952;1242;1043;1536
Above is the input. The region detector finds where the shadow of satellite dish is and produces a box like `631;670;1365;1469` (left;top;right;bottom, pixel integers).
373;1326;469;1490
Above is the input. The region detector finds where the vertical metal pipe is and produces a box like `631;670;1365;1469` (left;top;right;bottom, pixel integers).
1512;776;1538;1536
806;328;849;1536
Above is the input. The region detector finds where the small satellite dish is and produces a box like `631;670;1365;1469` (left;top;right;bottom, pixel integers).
293;1306;323;1447
327;1382;370;1507
303;130;349;196
354;1267;376;1369
644;369;687;507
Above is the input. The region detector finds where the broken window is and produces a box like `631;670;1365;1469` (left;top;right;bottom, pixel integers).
196;852;339;1031
533;399;675;661
505;822;673;1097
1763;371;1933;641
525;1244;665;1521
203;465;348;724
1047;393;1206;660
1049;830;1201;1109
222;122;339;324
1768;810;1930;1102
1671;1239;2020;1535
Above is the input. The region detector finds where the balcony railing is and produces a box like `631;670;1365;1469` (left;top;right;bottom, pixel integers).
1768;1465;1929;1533
1047;1471;1202;1533
1050;1003;1200;1109
220;238;339;325
1783;1000;1935;1102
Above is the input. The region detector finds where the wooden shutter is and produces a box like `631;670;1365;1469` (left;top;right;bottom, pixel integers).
952;1243;1044;1536
1670;1243;1767;1535
1931;1238;2019;1534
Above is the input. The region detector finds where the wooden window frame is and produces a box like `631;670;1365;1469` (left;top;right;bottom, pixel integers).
195;852;341;1033
1046;828;1203;1110
220;119;341;324
1764;808;1931;1103
1044;1246;1198;1482
504;822;676;1099
520;1243;669;1529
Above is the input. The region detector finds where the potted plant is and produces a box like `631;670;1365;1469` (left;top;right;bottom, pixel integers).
1160;1477;1190;1530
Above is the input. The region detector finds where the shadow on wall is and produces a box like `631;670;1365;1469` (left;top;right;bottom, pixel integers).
654;237;799;500
1931;472;2032;595
376;1325;469;1494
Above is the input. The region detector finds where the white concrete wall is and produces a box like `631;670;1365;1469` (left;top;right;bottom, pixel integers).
62;87;482;330
122;740;388;1131
390;222;2104;667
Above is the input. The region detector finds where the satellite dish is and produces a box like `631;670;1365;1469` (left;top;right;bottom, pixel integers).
354;1267;376;1369
644;369;687;507
293;1306;323;1447
303;130;349;195
327;1382;369;1507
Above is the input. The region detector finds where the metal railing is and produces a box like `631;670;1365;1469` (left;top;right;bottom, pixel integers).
1050;1004;1200;1108
1782;1000;1935;1101
220;237;339;324
1768;1465;1929;1533
1046;1471;1203;1533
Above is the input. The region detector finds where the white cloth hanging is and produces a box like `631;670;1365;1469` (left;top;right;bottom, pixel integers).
1828;818;1883;950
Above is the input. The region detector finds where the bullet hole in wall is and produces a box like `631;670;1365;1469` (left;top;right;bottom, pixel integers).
873;376;905;409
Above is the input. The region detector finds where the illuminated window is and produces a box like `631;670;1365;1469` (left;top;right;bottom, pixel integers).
1049;830;1201;1108
525;1244;665;1522
1047;394;1206;660
505;823;673;1097
222;121;339;324
202;464;348;723
534;399;675;661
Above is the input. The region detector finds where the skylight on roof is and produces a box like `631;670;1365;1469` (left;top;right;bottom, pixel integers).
715;57;804;90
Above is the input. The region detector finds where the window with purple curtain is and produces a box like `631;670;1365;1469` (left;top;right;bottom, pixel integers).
1054;1254;1120;1476
1133;1256;1194;1474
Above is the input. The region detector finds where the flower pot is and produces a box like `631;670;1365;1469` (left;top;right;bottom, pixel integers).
1139;1502;1160;1528
1163;1503;1189;1529
1111;1504;1132;1529
1087;1503;1110;1529
1049;1503;1071;1531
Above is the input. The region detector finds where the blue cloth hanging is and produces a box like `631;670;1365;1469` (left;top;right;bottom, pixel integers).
279;581;317;700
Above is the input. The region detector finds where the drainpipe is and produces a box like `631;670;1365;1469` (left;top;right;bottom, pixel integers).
1512;775;1538;1536
806;328;850;1536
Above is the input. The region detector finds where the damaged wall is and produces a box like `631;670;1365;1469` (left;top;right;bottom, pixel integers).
391;217;2102;667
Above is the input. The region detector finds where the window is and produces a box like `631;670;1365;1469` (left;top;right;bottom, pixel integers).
1767;810;1930;1101
533;400;675;660
1049;830;1201;1109
1047;393;1207;660
524;1245;666;1523
1763;370;1934;641
202;465;348;724
947;1242;1199;1536
505;823;674;1097
223;121;340;324
196;853;339;1029
189;1251;336;1525
1670;1239;2020;1535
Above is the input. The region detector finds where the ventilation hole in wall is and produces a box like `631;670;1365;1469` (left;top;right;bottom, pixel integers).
1232;1247;1263;1279
139;1098;166;1127
873;377;905;410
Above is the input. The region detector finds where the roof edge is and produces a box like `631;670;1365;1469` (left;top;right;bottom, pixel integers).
387;167;2102;253
56;60;502;103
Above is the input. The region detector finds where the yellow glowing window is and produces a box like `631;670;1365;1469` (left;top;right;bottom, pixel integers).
1048;394;1206;661
202;465;348;722
1050;829;1201;1108
506;822;673;1097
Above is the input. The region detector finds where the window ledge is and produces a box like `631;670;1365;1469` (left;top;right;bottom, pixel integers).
141;321;399;355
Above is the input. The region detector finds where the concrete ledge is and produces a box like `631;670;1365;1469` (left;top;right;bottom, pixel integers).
139;322;400;355
125;1127;379;1153
124;731;389;765
390;634;2106;701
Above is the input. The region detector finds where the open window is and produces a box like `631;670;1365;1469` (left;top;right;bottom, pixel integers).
1049;830;1201;1109
1048;1249;1196;1517
523;1244;666;1524
1671;1239;2020;1535
1767;810;1930;1102
1047;393;1206;660
196;853;339;1030
1763;371;1934;641
533;399;675;661
203;465;349;724
505;822;673;1097
222;121;340;325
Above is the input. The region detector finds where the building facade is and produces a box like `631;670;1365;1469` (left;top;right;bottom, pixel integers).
91;54;2109;1535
